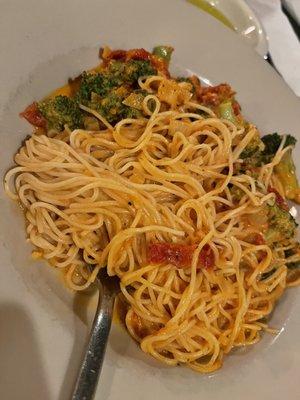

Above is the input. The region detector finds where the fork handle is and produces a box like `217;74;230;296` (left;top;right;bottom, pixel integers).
71;287;116;400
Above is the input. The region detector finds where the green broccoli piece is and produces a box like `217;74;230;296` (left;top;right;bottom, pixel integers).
125;60;156;82
240;132;295;164
238;133;299;194
100;92;139;123
38;95;83;131
241;132;265;160
75;59;155;124
90;90;142;124
97;92;123;123
76;72;120;105
262;133;299;202
76;60;156;118
108;60;156;84
275;151;299;202
217;101;237;124
261;133;296;156
265;203;297;244
237;132;266;174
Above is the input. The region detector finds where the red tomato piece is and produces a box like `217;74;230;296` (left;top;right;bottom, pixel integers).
252;233;266;245
150;55;170;78
20;102;46;128
106;49;127;61
148;243;214;269
126;48;151;61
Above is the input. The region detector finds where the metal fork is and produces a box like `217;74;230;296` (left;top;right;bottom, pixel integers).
71;268;120;400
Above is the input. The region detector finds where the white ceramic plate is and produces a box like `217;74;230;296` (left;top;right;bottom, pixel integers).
0;1;299;399
189;0;268;57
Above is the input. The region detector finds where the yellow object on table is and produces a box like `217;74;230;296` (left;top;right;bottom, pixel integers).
188;0;234;29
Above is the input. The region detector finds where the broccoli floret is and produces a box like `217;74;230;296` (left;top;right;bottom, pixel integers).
75;60;156;123
275;151;300;202
240;132;295;165
261;133;299;202
241;132;265;160
108;60;156;84
38;95;83;131
237;132;266;173
76;72;120;104
75;60;155;124
90;90;142;124
275;151;300;203
124;107;143;119
100;92;134;123
261;133;296;156
265;203;297;244
97;92;123;123
124;60;156;82
238;133;299;196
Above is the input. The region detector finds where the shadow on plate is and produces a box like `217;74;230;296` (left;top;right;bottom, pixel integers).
0;303;51;400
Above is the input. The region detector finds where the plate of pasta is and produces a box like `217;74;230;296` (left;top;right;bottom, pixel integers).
0;0;299;399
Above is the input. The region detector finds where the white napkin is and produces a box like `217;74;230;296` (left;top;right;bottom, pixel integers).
246;0;300;96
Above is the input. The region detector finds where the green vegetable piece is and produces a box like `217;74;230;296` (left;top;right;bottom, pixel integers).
217;101;236;124
38;95;83;131
76;61;155;107
265;203;297;244
262;133;299;202
91;90;141;124
152;46;174;63
274;150;300;202
261;133;296;156
240;133;265;160
121;60;156;82
122;91;146;110
239;132;266;172
107;60;156;84
238;132;299;184
76;72;119;105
